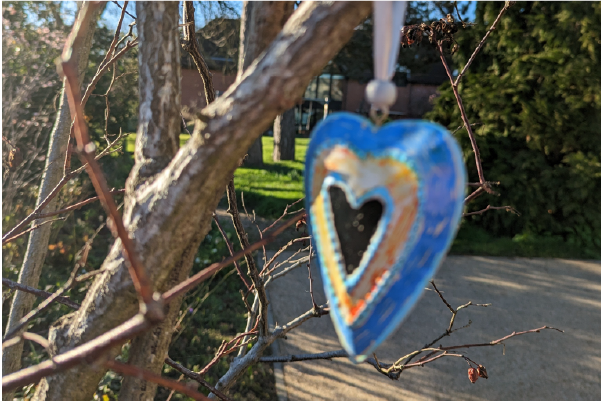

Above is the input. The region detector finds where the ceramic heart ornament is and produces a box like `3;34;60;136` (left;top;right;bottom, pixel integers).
304;113;466;362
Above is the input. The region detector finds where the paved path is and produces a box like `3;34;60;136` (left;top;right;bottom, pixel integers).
266;253;601;400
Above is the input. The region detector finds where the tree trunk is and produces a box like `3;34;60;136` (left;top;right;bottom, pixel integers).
117;3;183;400
273;107;296;161
238;1;295;167
32;3;370;400
1;4;103;400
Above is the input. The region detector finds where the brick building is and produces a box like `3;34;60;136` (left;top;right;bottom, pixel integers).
181;19;447;133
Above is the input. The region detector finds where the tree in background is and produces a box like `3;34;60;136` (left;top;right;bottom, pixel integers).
1;2;567;400
427;1;601;255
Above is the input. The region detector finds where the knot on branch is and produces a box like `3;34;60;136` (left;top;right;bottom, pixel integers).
140;293;166;324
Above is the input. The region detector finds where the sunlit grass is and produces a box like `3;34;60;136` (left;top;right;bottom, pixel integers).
124;134;597;258
127;134;307;217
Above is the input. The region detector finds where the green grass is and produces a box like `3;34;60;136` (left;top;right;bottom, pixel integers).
232;137;307;218
451;224;600;259
127;134;306;218
125;134;598;259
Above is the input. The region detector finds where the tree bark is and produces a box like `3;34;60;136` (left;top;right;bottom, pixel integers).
273;107;296;161
117;3;183;401
1;4;103;400
239;1;295;167
33;3;370;400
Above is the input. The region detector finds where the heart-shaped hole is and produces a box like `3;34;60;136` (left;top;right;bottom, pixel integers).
328;186;383;275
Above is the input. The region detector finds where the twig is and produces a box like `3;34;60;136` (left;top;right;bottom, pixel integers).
162;213;303;303
463;205;520;217
267;255;311;283
241;192;267;267
226;180;269;335
212;213;250;290
438;42;486;186
2;217;66;245
105;360;210;401
181;1;215;105
1;279;80;310
2;313;151;392
464;186;485;204
59;3;155;308
198;327;258;376
259;236;310;275
3;243;92;341
35;189;126;219
454;2;513;86
259;349;348;363
2;107;129;245
307;239;318;311
112;1;136;20
165;358;234;401
2;332;51;355
262;198;304;234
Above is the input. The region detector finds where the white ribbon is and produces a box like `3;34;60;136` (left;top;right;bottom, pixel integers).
373;1;408;81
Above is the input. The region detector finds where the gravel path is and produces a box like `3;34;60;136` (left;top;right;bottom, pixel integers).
266;252;601;401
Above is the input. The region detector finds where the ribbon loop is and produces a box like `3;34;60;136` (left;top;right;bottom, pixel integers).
368;1;408;120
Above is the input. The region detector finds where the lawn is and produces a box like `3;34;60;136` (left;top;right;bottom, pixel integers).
125;134;598;259
127;134;307;218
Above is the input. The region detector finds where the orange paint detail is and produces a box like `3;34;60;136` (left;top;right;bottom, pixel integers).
311;145;420;326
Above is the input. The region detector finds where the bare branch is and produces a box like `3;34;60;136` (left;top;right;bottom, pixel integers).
163;213;303;303
105;360;210;401
1;279;80;310
2;314;151;392
35;189;125;220
464;205;520;217
165;357;234;401
2;217;66;246
60;2;155;308
212;214;251;289
454;2;513;85
259;349;348;363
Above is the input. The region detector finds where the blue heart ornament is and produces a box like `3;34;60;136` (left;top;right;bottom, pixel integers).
304;113;466;362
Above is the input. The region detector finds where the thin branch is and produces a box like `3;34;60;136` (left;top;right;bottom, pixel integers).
263;198;304;234
3;243;92;341
267;255;311;283
2;217;66;245
2;332;51;355
165;358;234;401
259;236;310;275
105;360;210;401
454;2;513;85
60;4;155;308
1;279;80;310
464;205;520;217
3;217;301;392
226;180;269;335
162;213;303;303
181;1;215;105
35;189;125;220
2;314;151;392
112;1;136;20
212;213;250;290
438;42;486;185
259;349;347;363
307;239;318;311
2;120;128;245
464;186;485;204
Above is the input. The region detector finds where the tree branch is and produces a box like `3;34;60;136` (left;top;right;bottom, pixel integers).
165;357;234;401
105;360;210;401
1;279;80;310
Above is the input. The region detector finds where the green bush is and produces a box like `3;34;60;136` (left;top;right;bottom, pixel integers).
426;2;601;254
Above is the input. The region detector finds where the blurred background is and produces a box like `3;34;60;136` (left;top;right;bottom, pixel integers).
2;2;600;399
